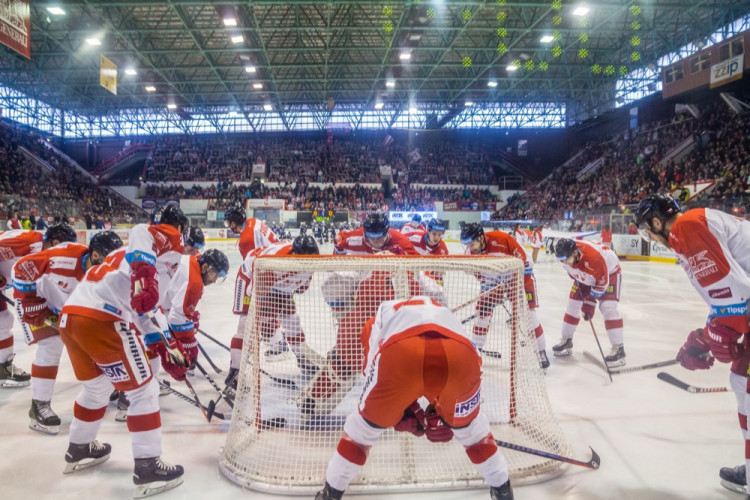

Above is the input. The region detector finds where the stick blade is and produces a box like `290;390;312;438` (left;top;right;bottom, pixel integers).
588;447;601;469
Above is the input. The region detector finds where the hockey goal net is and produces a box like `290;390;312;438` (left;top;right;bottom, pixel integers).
220;255;569;494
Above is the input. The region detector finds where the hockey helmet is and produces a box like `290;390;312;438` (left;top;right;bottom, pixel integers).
634;193;681;241
460;222;484;245
154;204;188;232
44;223;77;245
363;213;389;239
183;226;205;250
88;231;123;260
554;238;579;261
291;235;320;255
198;248;230;283
411;213;422;223
224;208;246;228
427;218;446;233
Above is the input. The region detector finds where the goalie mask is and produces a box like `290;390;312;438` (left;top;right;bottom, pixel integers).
635;193;681;242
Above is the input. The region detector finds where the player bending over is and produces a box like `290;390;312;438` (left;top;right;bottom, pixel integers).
636;193;750;495
552;238;625;367
461;223;549;369
224;207;279;260
316;297;513;500
13;228;122;434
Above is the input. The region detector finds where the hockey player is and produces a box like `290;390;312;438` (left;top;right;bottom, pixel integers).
58;205;190;498
224;208;279;260
461;223;549;369
228;235;321;388
0;226;45;387
182;226;205;257
400;214;423;235
315;297;513;500
552;237;625;367
13;229;123;434
302;213;420;418
407;217;449;256
635;193;750;496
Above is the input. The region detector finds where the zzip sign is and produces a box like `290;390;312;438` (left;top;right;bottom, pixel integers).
710;54;744;88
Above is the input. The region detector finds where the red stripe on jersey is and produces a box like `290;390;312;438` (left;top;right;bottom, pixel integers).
739;413;748;432
31;364;59;379
73;402;107;422
0;336;13;349
336;436;369;466
127;411;162;432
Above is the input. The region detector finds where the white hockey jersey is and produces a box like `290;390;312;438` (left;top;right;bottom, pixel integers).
165;254;203;334
559;239;620;295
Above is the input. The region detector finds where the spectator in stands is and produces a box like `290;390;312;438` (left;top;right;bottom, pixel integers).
20;217;31;230
94;216;105;230
601;225;613;251
84;213;93;230
7;212;20;230
35;215;48;231
627;222;638;235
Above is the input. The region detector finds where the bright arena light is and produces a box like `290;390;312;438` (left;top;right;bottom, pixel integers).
573;6;590;16
263;104;273;111
47;7;66;15
487;81;498;87
253;83;263;89
85;38;101;46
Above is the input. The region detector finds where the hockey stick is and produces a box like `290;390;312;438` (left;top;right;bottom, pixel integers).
158;380;226;420
197;342;223;373
656;372;729;393
610;359;679;375
494;439;600;470
146;311;187;367
461;314;476;325
197;328;230;352
587;319;613;383
182;376;210;422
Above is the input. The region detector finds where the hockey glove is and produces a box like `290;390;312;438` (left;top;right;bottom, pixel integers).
0;274;6;289
423;405;454;443
173;330;199;365
155;340;190;381
190;311;200;331
130;262;159;314
20;297;53;327
677;328;715;371
393;401;426;437
707;321;746;363
581;297;597;322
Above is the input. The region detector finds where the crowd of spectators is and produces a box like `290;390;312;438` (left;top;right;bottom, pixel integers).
501;93;750;221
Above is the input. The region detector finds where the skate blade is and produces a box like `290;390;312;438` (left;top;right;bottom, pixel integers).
605;359;626;368
552;349;572;357
63;454;111;474
133;477;184;498
115;410;128;422
0;379;31;388
719;479;747;494
29;419;60;435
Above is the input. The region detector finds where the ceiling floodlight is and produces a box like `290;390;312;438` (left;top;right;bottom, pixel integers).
409;34;422;41
253;83;263;89
231;35;244;44
540;35;554;43
374;102;384;110
223;18;237;27
263;104;273;111
167;103;177;110
399;52;411;61
145;86;156;92
409;107;418;114
506;64;519;72
386;79;396;87
228;111;239;117
85;38;101;46
47;7;66;15
573;6;589;16
464;101;474;106
125;68;137;76
487;80;498;87
244;65;256;73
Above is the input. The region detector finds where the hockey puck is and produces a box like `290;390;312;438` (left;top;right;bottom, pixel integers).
206;400;216;422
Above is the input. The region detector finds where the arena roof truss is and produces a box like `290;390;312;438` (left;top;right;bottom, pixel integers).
0;1;747;136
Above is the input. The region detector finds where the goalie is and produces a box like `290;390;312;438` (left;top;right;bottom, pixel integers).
315;297;513;500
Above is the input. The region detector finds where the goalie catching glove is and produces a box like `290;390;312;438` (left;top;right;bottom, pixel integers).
706;321;746;363
676;328;714;371
20;297;53;327
130;262;159;314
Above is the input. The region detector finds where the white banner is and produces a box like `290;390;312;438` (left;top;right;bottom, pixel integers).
388;211;438;223
246;198;285;210
612;234;642;256
252;163;266;175
179;198;208;215
650;240;675;259
710;54;744;88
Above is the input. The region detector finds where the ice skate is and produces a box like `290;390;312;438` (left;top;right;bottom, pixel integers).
115;391;130;422
604;344;626;367
0;354;30;388
29;399;61;435
295;343;324;377
490;480;514;499
552;337;573;357
133;456;184;498
63;440;111;474
719;464;746;494
158;380;171;397
538;350;550;369
315;482;344;500
264;340;289;360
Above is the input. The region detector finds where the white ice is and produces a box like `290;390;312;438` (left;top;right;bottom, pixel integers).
0;240;743;499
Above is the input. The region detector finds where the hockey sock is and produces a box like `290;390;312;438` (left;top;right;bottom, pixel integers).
31;335;63;401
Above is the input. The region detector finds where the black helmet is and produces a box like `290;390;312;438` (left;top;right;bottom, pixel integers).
554;238;579;260
198;248;229;279
89;231;123;258
460;222;484;244
45;223;77;244
427;218;446;233
635;193;681;240
291;235;319;255
224;208;246;227
183;226;205;249
154;204;188;231
363;213;389;239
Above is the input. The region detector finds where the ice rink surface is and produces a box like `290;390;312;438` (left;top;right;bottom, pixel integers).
0;240;744;500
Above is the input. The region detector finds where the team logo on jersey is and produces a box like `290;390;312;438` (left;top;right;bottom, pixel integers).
0;247;15;260
16;260;40;281
455;388;481;418
50;256;77;270
99;361;130;383
708;287;732;299
710;302;748;317
103;303;122;316
686;250;718;281
56;280;70;291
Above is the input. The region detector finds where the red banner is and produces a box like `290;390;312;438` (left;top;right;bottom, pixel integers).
0;0;30;59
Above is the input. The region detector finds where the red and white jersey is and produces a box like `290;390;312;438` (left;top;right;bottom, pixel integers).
0;230;44;280
669;208;750;332
407;230;449;256
334;228;418;256
530;231;543;249
254;242;313;296
238;218;279;260
361;297;477;372
165;254;203;334
62;224;184;323
400;223;423;236
12;242;89;314
560;239;620;295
